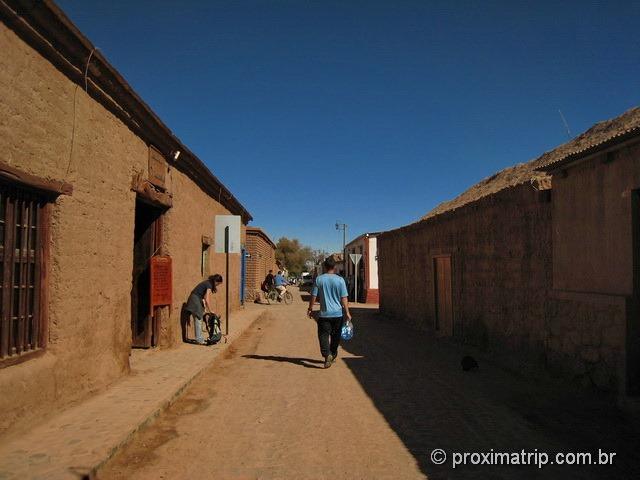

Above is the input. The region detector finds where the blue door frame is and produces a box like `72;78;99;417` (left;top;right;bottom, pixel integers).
240;247;246;305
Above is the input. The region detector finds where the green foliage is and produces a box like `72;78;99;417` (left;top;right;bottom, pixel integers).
275;237;314;276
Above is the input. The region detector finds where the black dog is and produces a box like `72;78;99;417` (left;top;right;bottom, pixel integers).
461;355;479;371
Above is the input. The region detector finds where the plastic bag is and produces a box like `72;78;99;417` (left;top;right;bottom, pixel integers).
341;319;354;340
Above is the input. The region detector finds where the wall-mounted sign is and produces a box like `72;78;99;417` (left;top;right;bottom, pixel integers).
150;255;172;310
215;215;241;253
148;146;166;189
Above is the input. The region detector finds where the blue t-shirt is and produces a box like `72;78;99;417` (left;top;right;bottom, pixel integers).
274;274;287;286
311;274;348;318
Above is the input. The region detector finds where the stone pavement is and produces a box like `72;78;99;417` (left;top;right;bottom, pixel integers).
0;303;268;480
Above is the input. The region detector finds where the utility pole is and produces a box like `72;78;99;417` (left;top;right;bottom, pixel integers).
335;222;347;276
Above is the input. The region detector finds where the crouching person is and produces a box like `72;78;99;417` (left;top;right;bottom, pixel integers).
185;274;223;345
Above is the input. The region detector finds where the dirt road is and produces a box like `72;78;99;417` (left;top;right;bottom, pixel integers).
100;288;639;479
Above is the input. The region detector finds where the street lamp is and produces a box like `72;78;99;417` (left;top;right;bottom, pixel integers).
335;222;347;276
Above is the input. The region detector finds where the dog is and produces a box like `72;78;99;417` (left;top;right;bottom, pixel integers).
461;355;479;371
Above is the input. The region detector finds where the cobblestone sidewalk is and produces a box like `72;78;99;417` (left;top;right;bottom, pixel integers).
0;304;268;480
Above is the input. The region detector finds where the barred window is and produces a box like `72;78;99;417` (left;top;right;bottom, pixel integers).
0;184;47;363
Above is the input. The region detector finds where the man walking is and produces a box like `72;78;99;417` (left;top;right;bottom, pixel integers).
307;257;352;368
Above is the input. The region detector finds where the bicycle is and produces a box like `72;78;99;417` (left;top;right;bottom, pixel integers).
266;286;293;305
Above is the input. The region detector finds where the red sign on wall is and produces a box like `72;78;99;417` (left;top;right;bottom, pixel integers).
150;256;172;310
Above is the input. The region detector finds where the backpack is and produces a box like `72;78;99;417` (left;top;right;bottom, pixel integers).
204;313;223;345
261;280;268;292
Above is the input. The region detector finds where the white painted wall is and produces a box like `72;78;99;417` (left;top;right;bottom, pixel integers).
369;237;378;289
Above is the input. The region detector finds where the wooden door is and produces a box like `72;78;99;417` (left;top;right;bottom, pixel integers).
434;256;453;337
131;200;162;348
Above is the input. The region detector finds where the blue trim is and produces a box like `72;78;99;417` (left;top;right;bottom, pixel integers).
240;247;246;304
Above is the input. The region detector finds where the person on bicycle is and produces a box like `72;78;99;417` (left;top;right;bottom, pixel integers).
263;270;275;292
274;270;289;302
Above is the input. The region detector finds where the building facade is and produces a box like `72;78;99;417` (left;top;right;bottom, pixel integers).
0;2;251;435
345;233;380;303
245;227;277;300
379;107;640;397
540;115;640;397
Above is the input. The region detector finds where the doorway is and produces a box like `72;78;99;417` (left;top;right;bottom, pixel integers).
131;199;163;348
434;255;453;337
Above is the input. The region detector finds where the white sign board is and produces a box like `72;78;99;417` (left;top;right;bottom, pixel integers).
349;253;362;265
215;215;241;253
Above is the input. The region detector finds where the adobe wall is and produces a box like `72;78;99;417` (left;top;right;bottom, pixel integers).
0;24;247;435
0;24;143;435
550;143;640;393
379;178;631;392
378;184;552;359
552;143;640;296
163;171;246;346
245;231;276;300
545;291;627;391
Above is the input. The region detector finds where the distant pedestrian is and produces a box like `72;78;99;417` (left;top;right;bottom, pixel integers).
307;257;351;368
185;274;223;345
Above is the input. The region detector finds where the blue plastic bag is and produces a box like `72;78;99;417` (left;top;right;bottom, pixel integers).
341;319;354;340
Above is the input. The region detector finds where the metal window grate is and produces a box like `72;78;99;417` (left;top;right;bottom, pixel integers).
0;185;44;359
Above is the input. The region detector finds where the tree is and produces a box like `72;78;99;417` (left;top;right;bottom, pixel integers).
275;237;314;276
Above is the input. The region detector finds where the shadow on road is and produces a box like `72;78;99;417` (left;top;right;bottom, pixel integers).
242;354;324;369
340;307;640;479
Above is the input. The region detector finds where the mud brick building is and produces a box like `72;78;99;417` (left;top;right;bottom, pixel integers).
539;112;640;397
345;233;380;303
379;107;640;397
245;227;277;300
0;0;252;434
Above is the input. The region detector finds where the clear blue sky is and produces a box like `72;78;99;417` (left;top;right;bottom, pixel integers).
58;0;640;253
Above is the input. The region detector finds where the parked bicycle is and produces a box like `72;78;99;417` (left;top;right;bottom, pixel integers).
266;286;293;305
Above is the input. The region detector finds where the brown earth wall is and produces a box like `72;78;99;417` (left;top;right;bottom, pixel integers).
378;185;552;361
163;170;245;346
244;232;277;300
552;144;640;296
550;143;640;393
0;24;245;435
0;24;142;435
379;179;630;392
545;291;627;391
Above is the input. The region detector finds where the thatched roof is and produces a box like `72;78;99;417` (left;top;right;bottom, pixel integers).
422;106;640;221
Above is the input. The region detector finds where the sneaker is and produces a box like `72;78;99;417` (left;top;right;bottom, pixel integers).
330;352;338;363
324;354;333;369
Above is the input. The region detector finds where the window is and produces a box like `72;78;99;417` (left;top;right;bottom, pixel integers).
201;243;210;277
0;184;48;363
